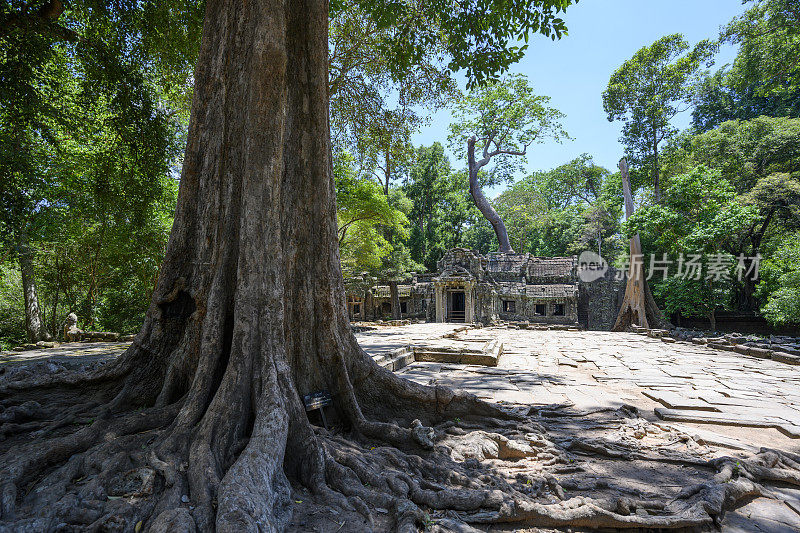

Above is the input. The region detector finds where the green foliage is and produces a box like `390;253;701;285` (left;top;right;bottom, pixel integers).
663;116;800;192
494;155;623;257
656;271;732;325
0;263;25;350
758;232;800;325
648;115;800;317
626;167;759;254
338;0;578;88
403;144;479;269
722;0;800;97
603;34;715;194
691;69;800;133
0;1;187;341
335;152;412;277
448;73;567;186
625;166;762;319
329;2;457;188
691;0;800;132
330;0;579;191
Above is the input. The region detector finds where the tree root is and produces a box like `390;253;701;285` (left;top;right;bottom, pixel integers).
4;333;800;533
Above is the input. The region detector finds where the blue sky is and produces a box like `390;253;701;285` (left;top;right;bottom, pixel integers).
412;0;746;196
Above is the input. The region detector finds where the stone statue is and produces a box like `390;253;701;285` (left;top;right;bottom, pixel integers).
63;313;83;342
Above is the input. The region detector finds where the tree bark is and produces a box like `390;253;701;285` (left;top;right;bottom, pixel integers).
18;240;51;342
467;136;514;253
612;158;669;332
0;2;502;530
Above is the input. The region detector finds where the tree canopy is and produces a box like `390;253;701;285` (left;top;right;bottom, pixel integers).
603;33;715;200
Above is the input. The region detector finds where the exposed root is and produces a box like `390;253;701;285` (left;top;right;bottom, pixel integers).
4;330;800;533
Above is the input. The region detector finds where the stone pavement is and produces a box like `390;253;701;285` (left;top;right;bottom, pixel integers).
359;323;800;532
355;324;800;455
4;323;799;454
0;341;128;367
4;323;800;530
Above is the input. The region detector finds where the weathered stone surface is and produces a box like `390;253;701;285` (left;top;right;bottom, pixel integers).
772;352;800;365
642;391;720;411
747;346;774;358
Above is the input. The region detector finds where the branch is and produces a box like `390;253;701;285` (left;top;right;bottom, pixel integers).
1;1;80;43
482;132;495;160
487;140;530;159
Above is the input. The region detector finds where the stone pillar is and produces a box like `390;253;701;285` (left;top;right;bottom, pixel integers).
465;283;474;324
364;290;374;321
435;284;444;323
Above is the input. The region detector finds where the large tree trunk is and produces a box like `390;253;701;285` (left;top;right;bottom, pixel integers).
467;136;514;253
612;158;669;332
5;6;782;533
18;240;51;342
0;2;500;530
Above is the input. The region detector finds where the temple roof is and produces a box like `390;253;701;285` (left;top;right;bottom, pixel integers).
486;253;529;273
527;257;575;279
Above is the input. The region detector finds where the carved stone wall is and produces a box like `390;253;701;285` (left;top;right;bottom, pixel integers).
578;267;625;330
345;249;623;329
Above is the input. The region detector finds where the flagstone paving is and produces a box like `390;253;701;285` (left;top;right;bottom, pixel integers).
0;341;129;366
3;323;799;452
4;323;800;530
354;324;800;454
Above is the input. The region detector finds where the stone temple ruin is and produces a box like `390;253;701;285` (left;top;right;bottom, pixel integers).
346;248;624;330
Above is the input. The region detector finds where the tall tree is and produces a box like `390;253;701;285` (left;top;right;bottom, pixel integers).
335;152;408;277
328;3;456;191
627;166;760;323
404;143;476;268
0;1;590;531
692;0;800;132
660;116;800;309
691;68;800;133
758;231;800;325
612;158;668;331
722;0;800;96
449;74;567;252
0;0;185;340
602;34;714;201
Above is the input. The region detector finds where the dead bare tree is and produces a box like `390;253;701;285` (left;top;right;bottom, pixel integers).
612;158;669;331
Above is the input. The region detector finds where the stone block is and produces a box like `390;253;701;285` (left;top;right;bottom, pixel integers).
772;352;800;365
642;391;720;411
708;342;735;351
733;345;750;355
654;407;800;438
392;351;415;371
34;341;56;348
746;346;773;359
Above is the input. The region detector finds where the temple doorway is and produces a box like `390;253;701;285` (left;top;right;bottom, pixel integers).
448;291;465;322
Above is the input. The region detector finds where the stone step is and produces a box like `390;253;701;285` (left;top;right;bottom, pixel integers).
655;407;800;438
